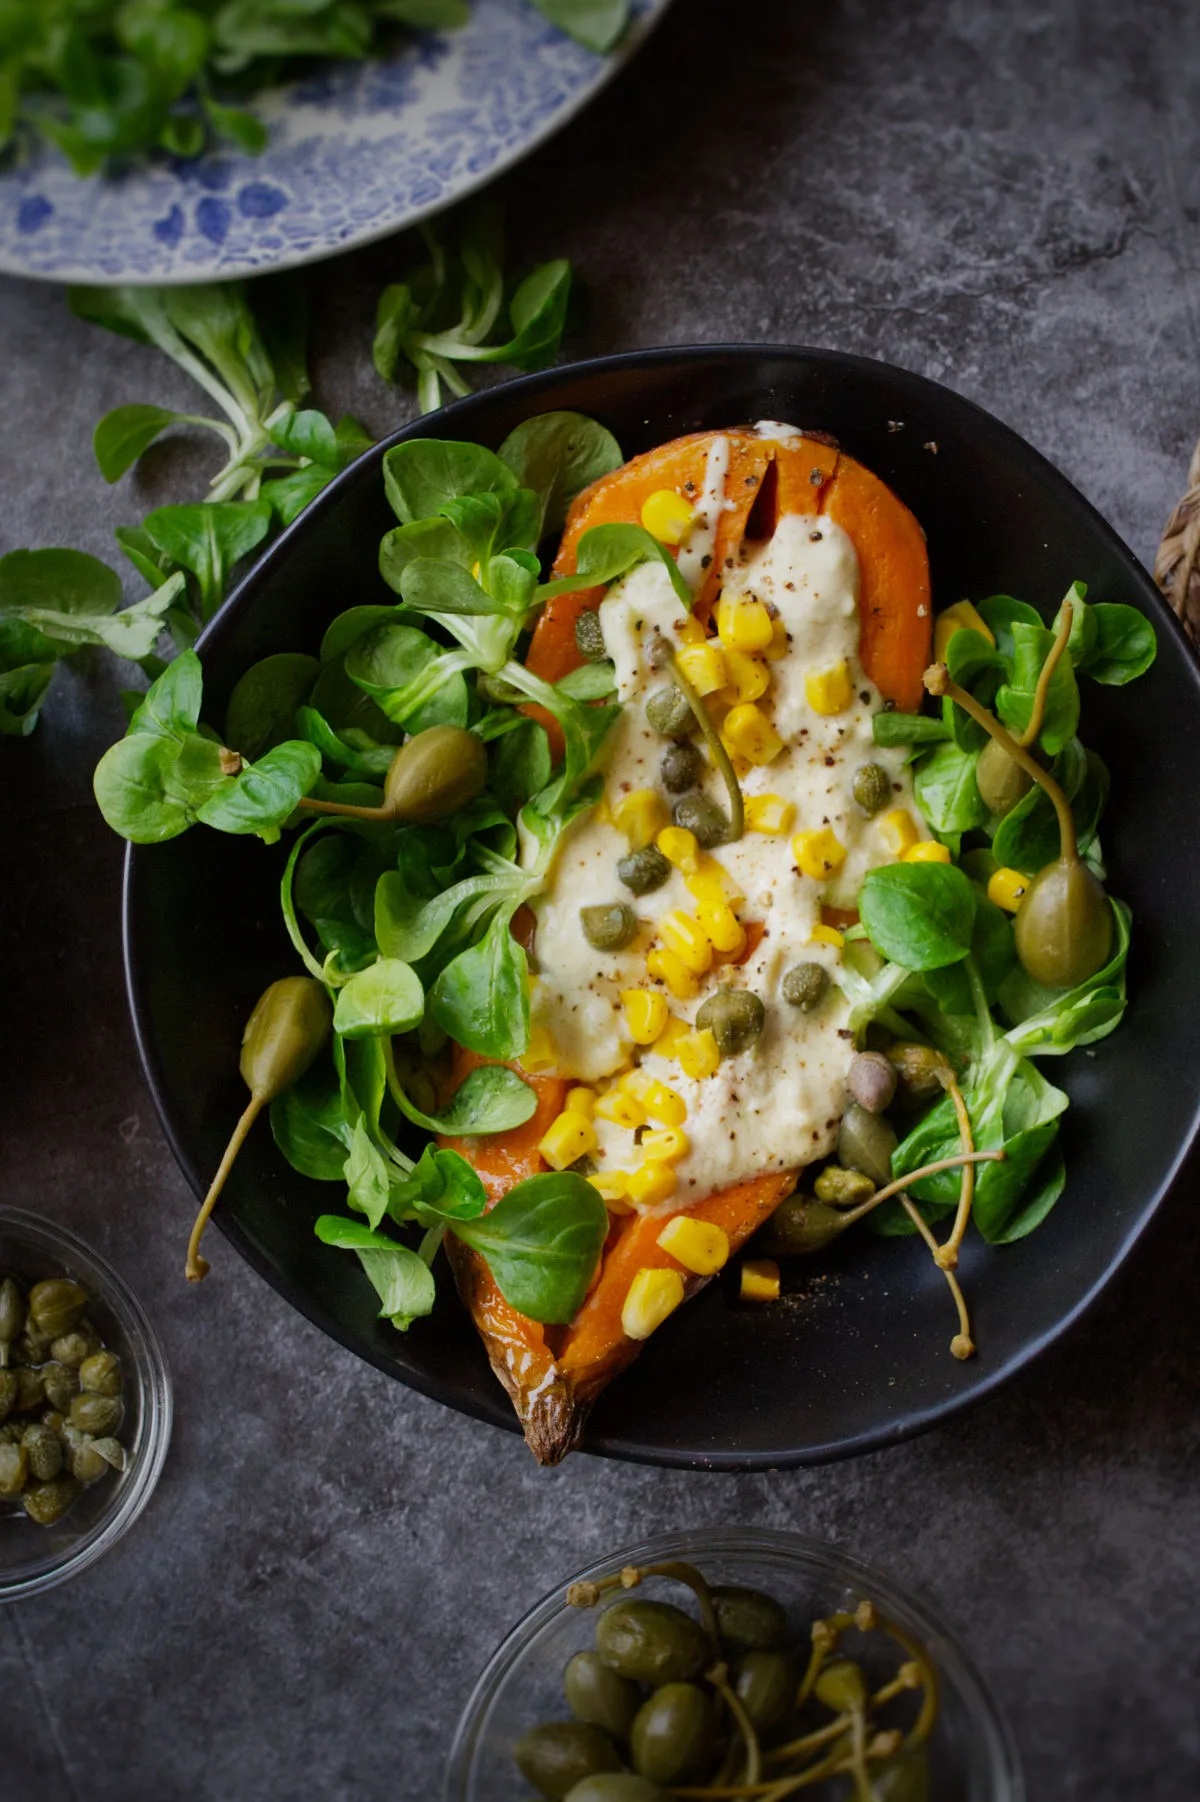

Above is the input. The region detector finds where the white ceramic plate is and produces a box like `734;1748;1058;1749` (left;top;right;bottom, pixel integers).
0;0;671;286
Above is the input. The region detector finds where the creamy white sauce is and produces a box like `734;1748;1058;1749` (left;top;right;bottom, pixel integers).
676;434;730;592
528;495;923;1208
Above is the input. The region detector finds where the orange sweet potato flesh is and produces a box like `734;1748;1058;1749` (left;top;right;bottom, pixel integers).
443;428;931;1463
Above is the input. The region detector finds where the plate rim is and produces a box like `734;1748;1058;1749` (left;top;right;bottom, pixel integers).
122;340;1200;1470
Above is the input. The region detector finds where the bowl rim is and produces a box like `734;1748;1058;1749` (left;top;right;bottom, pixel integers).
442;1524;1026;1801
0;1207;173;1601
122;341;1200;1471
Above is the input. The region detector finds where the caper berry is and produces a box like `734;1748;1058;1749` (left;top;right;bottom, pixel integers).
21;1423;63;1483
564;1651;640;1744
710;1584;788;1652
660;741;705;794
756;1195;849;1257
630;1683;715;1784
40;1361;79;1413
1013;855;1113;989
564;1780;668;1802
870;1749;931;1802
0;1442;28;1498
695;989;765;1058
575;612;608;664
671;792;728;848
0;1276;26;1352
13;1366;45;1413
70;1438;110;1486
645;685;694;739
0;1369;16;1424
781;963;828;1010
813;1166;876;1207
69;1393;123;1437
27;1279;88;1340
814;1658;867;1713
618;846;672;896
50;1328;101;1369
976;737;1032;817
513;1721;622;1798
886;1042;950;1103
838;1103;898;1188
846;1050;898;1115
733;1650;797;1731
21;1476;81;1526
581;904;638;954
595;1599;708;1686
382;724;488;825
852;762;892;817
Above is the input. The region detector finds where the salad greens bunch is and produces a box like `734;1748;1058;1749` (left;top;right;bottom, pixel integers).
0;0;629;173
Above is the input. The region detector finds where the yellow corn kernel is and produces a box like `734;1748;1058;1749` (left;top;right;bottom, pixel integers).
613;788;669;850
740;1259;781;1302
658;1216;730;1276
622;1071;687;1127
987;866;1029;913
720;649;770;706
621;988;669;1046
744;793;795;835
686;855;746;909
934;599;995;663
792;827;847;880
656;825;701;874
658;911;714;976
641;1126;689;1164
565;1086;597;1119
647;946;701;1001
809;923;845;950
698;902;746;956
722;702;784;767
595;1088;646;1130
763;615;790;661
676;641;728;696
678;614;708;646
880;808;919;858
653;1013;692;1059
641;489;695;545
538;1111;598;1171
805;661;854;716
716;593;775;652
902;840;952;865
520;1026;557;1073
627;1161;679;1209
676;1027;721;1079
622;1266;685;1339
588;1170;633;1211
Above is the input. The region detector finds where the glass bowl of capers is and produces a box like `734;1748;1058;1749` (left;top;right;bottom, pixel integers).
444;1528;1022;1802
0;1208;172;1601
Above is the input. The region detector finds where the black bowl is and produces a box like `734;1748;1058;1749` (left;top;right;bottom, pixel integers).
124;345;1200;1470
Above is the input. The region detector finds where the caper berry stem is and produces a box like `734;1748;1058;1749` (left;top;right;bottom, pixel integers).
847;1705;873;1802
925;663;1077;861
821;1147;1005;1235
296;795;391;822
899;1196;975;1360
872;1615;940;1748
934;1073;976;1273
652;633;744;843
1016;598;1074;748
639;1560;722;1652
185;1092;265;1283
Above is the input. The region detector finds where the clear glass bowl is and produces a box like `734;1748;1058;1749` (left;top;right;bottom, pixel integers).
445;1527;1023;1801
0;1208;172;1601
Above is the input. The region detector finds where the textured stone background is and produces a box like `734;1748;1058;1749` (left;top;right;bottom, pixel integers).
3;1;1200;1797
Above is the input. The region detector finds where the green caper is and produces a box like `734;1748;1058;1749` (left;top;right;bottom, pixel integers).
0;1276;25;1355
13;1366;45;1413
69;1393;123;1437
646;685;694;739
78;1350;123;1397
21;1476;81;1526
1013;855;1113;989
733;1650;797;1731
27;1278;88;1340
513;1721;622;1798
70;1438;110;1485
0;1369;17;1423
40;1410;64;1435
40;1361;79;1413
660;741;705;794
846;1050;897;1115
575;612;608;664
695;989;765;1058
240;976;333;1104
814;1658;867;1712
837;1103;898;1187
710;1584;788;1651
21;1423;63;1482
781;963;829;1010
756;1195;849;1257
563;1651;640;1744
595;1599;709;1686
50;1328;101;1368
13;1329;53;1365
813;1166;876;1207
851;762;892;817
581;904;638;954
886;1042;950;1104
563;1780;668;1802
671;793;728;848
630;1683;715;1784
90;1436;127;1472
976;737;1032;817
618;846;672;896
0;1421;21;1446
383;724;488;824
0;1441;28;1498
870;1750;931;1802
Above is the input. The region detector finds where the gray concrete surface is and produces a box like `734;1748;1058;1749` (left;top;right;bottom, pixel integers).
3;1;1200;1796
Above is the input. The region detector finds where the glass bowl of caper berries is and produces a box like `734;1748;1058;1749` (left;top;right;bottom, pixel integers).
0;1208;172;1600
445;1528;1022;1802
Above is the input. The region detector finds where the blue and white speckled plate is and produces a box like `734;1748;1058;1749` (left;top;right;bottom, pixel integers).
0;0;671;286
